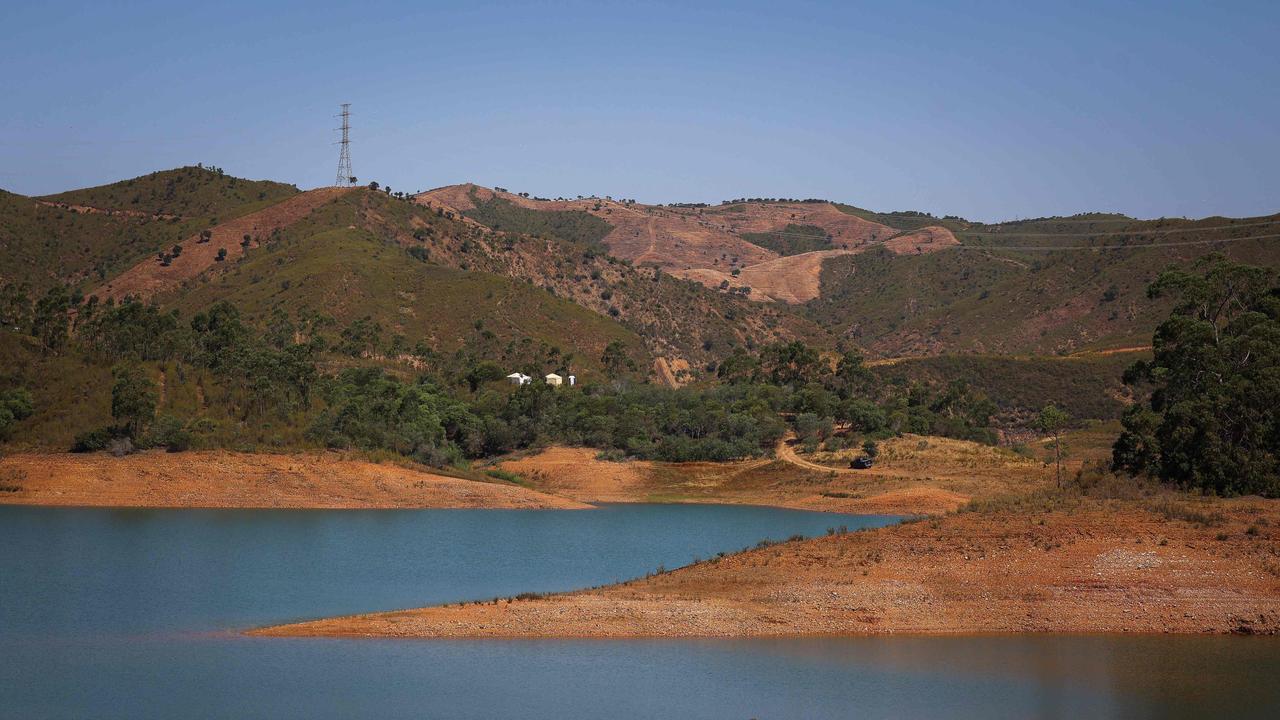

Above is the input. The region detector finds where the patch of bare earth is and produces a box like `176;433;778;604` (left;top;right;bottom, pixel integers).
0;451;587;510
414;185;963;304
497;447;655;504
733;249;856;303
499;437;1024;515
254;497;1280;638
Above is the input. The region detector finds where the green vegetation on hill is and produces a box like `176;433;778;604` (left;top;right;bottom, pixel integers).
740;224;832;256
166;222;648;379
0;190;195;291
41;166;297;219
0;292;1000;464
808;245;1022;346
1;167;299;294
870;353;1140;425
833;203;971;233
462;190;612;247
810;215;1280;356
716;341;1002;446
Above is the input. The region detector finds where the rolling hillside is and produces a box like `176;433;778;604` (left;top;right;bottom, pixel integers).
6;173;830;385
166;224;650;380
810;214;1280;356
0;167;299;291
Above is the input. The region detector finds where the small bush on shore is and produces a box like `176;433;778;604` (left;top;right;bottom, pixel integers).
71;427;113;453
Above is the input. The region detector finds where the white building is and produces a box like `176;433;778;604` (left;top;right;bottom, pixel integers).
545;373;563;387
506;372;532;386
567;375;576;386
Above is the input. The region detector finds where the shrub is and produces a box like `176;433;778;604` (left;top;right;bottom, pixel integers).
71;427;113;453
146;414;193;452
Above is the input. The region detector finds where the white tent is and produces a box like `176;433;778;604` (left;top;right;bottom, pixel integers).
545;373;563;387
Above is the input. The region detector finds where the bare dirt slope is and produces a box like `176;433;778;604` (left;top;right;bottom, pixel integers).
98;187;351;300
0;451;587;509
415;184;959;304
733;249;856;303
254;496;1280;638
696;200;896;246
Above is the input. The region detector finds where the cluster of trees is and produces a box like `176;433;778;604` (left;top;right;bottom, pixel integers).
462;191;612;248
740;224;833;256
1113;258;1279;496
717;342;999;447
719;198;831;205
4;288;1003;465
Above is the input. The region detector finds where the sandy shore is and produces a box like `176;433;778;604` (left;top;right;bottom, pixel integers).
253;495;1280;638
0;451;588;510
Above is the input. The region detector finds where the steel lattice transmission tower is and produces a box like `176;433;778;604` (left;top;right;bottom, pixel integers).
334;103;355;187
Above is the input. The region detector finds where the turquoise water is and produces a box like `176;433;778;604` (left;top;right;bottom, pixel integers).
1;504;1278;718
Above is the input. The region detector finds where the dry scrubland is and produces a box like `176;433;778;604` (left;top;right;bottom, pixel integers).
417;183;958;303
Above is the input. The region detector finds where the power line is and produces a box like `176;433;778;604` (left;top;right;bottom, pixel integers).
957;219;1279;238
334;104;354;188
687;218;1278;242
949;232;1280;252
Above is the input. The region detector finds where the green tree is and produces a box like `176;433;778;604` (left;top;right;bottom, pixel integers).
464;361;506;392
1036;403;1070;487
31;285;71;354
834;349;872;397
0;282;32;329
111;365;157;439
0;388;35;440
758;341;821;387
600;340;636;375
862;439;879;459
1113;258;1279;495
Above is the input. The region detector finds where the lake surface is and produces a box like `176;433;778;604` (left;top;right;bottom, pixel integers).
2;504;1278;719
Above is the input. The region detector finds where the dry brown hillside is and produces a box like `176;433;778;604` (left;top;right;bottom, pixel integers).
416;184;958;304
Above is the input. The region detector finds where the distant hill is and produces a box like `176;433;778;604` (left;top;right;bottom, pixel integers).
7;167;1274;454
40;165;298;219
71;181;828;382
416;184;959;304
809;214;1280;355
6;168;1278;381
0;167;298;291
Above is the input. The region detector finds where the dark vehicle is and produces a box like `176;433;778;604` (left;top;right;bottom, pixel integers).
850;456;874;469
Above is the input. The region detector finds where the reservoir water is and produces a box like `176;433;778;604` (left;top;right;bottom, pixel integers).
1;504;1277;718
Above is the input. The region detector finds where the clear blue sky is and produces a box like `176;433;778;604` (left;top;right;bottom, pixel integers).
2;0;1277;221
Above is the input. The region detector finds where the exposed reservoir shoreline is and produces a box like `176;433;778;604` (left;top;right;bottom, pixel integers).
0;451;588;510
251;497;1280;638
